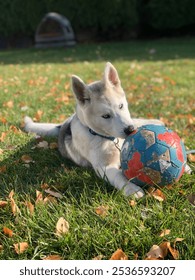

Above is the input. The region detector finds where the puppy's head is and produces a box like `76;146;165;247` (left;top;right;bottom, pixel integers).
71;62;134;139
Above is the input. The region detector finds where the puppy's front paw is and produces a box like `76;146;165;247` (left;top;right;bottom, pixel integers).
123;184;145;199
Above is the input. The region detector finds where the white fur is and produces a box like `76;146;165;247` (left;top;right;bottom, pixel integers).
25;62;187;199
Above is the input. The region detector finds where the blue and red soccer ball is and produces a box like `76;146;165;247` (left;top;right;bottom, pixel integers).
121;125;187;187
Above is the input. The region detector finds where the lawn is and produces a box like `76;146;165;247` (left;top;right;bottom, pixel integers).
0;38;195;260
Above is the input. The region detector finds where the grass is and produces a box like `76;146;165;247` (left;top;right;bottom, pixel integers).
0;38;195;260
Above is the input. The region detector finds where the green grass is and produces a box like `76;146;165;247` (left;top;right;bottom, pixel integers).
0;38;195;260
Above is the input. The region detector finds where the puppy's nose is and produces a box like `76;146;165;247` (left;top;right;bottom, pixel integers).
124;125;135;136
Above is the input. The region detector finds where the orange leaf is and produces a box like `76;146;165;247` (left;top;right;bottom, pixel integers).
0;201;8;208
3;100;14;108
95;205;109;217
21;154;34;163
110;249;128;260
33;110;43;121
8;189;15;199
159;229;171;237
3;227;13;237
0;166;6;173
25;201;34;215
129;200;137;207
43;255;62;260
0;245;3;252
0;132;7;142
55;217;69;236
147;187;166;201
14;242;29;254
168;245;179;260
35;190;43;204
43;196;57;205
188;153;195;162
10;198;20;215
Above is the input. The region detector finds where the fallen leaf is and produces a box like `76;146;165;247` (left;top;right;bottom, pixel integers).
43;196;57;204
25;201;34;215
35;190;43;204
129;200;137;207
8;189;15;199
14;242;29;254
0;166;6;173
10;198;20;215
3;227;13;237
56;217;69;236
159;229;171;237
187;194;195;206
174;237;184;243
41;183;49;190
92;255;104;260
0;148;3;154
0;132;7;142
21;155;34;163
36;140;49;149
168;245;179;260
0;201;8;208
43;255;62;260
3;100;14;108
95;205;109;217
110;249;128;260
44;189;63;199
49;142;58;149
146;244;164;259
188;153;195;162
147;187;166;201
33;110;43;121
0;245;3;252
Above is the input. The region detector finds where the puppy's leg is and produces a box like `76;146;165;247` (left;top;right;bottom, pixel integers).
94;165;145;199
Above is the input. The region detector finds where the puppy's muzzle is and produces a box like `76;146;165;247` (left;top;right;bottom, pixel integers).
124;125;135;136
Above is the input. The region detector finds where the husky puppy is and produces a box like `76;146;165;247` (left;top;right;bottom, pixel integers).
25;62;166;198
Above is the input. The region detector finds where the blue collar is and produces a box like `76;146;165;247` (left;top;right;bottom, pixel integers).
89;128;115;141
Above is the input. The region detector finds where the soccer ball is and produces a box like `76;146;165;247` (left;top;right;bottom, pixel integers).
121;125;187;187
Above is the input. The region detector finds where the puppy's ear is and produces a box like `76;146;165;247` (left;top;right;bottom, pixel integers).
103;62;121;87
71;75;90;104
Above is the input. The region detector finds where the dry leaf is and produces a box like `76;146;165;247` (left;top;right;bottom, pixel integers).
0;166;6;173
3;227;13;237
0;201;8;208
49;142;58;149
8;189;15;199
43;255;62;260
35;190;43;204
10;198;20;215
0;148;3;154
95;205;109;217
14;242;29;254
21;154;34;163
187;153;195;162
174;237;184;243
147;187;166;201
129;200;137;207
56;217;69;236
25;201;34;215
36;141;49;149
92;255;104;260
0;132;7;142
110;249;128;260
159;229;171;237
44;189;63;199
33;110;43;121
168;245;179;260
146;244;164;259
43;196;57;205
187;194;195;206
3;100;14;108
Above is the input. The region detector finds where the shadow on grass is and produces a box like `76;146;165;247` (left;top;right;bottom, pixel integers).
0;38;195;65
0;135;113;202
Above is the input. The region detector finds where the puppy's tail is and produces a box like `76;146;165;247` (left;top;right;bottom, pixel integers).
24;116;60;137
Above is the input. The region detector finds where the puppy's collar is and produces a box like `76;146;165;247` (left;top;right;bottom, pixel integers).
89;128;115;141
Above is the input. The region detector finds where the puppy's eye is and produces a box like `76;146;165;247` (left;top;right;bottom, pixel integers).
102;114;111;119
119;104;123;109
